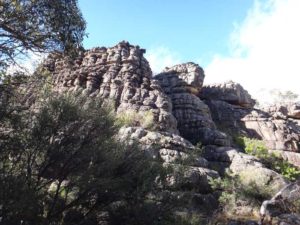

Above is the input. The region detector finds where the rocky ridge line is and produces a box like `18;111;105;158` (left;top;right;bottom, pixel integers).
42;41;300;223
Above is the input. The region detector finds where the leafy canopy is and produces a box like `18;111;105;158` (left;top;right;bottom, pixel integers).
0;94;174;225
0;0;86;71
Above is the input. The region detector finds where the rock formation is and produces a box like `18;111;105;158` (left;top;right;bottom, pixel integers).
201;81;256;108
201;82;300;153
44;41;177;134
40;41;300;223
155;63;230;146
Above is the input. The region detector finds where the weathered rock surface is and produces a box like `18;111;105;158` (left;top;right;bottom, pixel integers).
205;100;300;151
39;41;300;221
203;146;288;194
270;150;300;168
201;81;256;108
278;213;300;225
118;126;219;193
159;62;205;95
265;103;300;119
155;64;230;146
44;41;178;133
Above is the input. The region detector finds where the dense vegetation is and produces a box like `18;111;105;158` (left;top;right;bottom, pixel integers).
235;136;300;181
0;0;86;74
0;91;177;225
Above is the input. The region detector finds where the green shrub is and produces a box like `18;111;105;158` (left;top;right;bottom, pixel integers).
235;136;300;181
116;109;155;130
0;94;175;225
209;174;268;215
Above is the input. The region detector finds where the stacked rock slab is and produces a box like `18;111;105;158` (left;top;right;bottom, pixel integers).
43;42;222;211
42;42;294;220
201;81;300;152
155;63;230;146
201;81;255;108
44;41;177;133
118;126;220;194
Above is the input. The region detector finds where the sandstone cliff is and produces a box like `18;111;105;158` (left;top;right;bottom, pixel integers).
40;41;300;224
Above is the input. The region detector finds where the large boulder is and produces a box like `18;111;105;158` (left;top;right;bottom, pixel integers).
118;126;209;167
44;41;178;133
118;126;219;193
155;64;230;146
160;62;205;95
201;81;256;108
203;146;288;195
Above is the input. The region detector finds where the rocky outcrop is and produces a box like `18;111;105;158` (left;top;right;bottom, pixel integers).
203;146;288;194
270;150;300;168
265;103;300;119
201;81;256;108
118;126;219;193
40;41;300;222
205;99;300;152
44;41;178;133
155;63;230;146
160;62;205;95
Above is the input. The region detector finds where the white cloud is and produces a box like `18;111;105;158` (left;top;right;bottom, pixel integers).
145;46;181;74
205;0;300;103
6;52;46;75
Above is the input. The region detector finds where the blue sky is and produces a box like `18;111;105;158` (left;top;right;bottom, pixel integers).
78;0;300;103
78;0;253;66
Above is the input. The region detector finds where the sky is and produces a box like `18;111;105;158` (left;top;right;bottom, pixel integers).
79;0;300;103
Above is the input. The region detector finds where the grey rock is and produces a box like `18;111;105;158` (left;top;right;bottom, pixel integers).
203;145;288;195
118;126;208;167
201;81;256;108
278;213;300;225
45;41;178;133
206;100;300;152
167;163;220;193
264;103;300;119
155;64;230;146
118;126;219;193
161;62;205;95
269;150;300;168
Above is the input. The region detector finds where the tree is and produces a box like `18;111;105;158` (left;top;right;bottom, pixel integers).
0;0;86;72
0;94;175;225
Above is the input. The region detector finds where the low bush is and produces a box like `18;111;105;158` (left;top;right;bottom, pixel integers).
235;136;300;181
116;109;155;130
0;93;175;225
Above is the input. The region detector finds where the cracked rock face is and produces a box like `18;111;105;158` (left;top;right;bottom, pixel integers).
264;103;300;119
118;126;219;193
44;41;178;133
206;100;300;151
155;63;230;146
201;81;256;108
203;145;288;195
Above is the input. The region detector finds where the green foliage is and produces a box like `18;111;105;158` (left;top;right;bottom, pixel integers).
0;93;175;225
235;136;300;181
272;159;300;181
209;174;269;214
242;137;268;157
179;142;203;166
0;0;86;71
116;109;156;130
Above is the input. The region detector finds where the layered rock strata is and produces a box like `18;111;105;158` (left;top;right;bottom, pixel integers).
202;82;300;152
201;81;256;108
42;41;298;221
44;41;177;133
155;63;230;146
